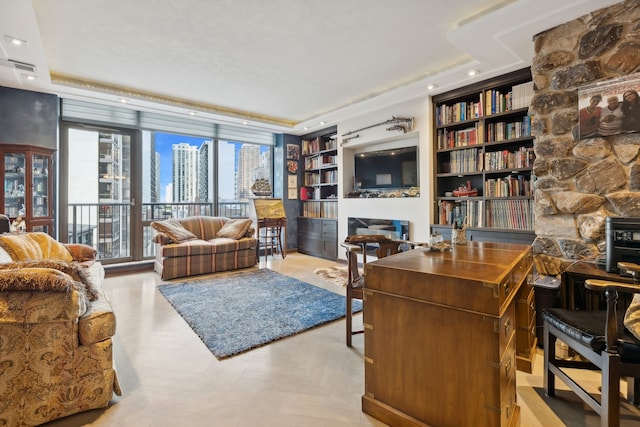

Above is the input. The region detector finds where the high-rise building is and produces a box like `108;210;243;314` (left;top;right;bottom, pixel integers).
237;144;263;199
198;140;214;202
172;143;198;202
97;132;130;258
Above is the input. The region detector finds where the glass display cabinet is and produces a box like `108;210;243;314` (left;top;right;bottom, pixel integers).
1;145;55;235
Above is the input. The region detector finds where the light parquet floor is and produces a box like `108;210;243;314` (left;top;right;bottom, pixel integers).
45;252;639;426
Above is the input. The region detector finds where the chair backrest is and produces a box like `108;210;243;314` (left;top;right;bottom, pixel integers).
346;245;362;284
0;215;10;234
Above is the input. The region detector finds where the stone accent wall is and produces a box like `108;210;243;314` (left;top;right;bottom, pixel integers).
530;0;640;270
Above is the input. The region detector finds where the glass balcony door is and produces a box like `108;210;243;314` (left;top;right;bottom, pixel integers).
61;125;135;263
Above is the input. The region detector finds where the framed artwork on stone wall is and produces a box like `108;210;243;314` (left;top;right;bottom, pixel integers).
577;71;640;139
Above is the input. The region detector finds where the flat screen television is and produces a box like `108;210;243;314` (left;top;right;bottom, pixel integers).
354;146;418;190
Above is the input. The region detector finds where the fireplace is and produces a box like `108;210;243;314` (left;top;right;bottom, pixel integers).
347;217;410;241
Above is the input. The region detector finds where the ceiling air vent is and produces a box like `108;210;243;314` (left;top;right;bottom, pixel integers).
0;58;36;73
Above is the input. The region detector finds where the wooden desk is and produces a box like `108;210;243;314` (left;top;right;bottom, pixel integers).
362;241;533;427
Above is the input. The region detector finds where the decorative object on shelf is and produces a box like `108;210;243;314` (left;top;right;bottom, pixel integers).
10;215;26;232
451;220;466;245
341;116;414;145
250;178;271;197
452;181;478;197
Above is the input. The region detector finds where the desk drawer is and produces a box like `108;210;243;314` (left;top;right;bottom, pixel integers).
516;284;535;327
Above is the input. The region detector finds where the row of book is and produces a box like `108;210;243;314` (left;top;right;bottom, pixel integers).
304;154;337;170
437;199;484;228
437;116;531;150
435;81;534;126
485;116;531;142
436;198;533;230
301;137;337;155
435;100;482;125
445;148;483;174
443;146;535;174
484;175;532;197
303;170;337;185
484;147;535;171
301;200;338;218
437;125;482;149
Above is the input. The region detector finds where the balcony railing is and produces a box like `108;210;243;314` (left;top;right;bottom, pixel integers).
68;201;251;262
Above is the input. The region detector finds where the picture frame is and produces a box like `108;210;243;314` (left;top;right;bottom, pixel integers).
286;144;300;160
577;71;640;139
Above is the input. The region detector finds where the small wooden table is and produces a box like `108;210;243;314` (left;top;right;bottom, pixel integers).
562;261;635;310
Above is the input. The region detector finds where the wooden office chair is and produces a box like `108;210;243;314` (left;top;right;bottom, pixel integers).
340;234;404;347
341;241;364;347
543;261;640;427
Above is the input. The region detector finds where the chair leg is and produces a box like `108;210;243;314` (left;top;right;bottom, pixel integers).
346;290;353;347
628;377;640;405
544;319;556;397
602;352;621;427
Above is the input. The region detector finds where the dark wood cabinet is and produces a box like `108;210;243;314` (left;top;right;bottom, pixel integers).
297;217;337;260
0;144;55;235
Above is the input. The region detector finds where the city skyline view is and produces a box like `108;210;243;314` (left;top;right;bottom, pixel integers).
154;132;270;202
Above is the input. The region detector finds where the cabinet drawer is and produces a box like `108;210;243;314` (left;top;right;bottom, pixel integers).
322;220;337;237
517;316;536;356
297;217;322;234
516;284;535;327
500;379;518;427
498;335;517;404
498;302;516;360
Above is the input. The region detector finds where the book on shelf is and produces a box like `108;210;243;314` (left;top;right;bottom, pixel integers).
435;96;483;126
484;176;532;197
483;146;534;171
484;81;533;116
449;148;483;174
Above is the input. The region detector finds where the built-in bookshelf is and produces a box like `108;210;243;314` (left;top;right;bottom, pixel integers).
298;127;339;260
300;132;338;219
432;68;536;243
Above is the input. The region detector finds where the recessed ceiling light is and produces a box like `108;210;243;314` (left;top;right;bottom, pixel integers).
468;69;479;77
5;35;27;47
242;121;249;125
22;74;37;80
427;84;437;90
119;98;128;103
188;111;196;116
303;126;309;130
320;121;326;125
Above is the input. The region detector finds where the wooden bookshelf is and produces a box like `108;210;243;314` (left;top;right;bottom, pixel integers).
298;127;338;260
432;68;535;244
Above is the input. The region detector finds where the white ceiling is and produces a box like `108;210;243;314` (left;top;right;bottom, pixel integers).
0;0;622;135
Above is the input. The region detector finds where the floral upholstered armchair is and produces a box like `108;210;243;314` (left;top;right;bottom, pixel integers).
0;232;121;426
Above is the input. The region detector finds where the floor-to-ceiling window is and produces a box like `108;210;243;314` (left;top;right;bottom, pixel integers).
59;99;274;264
63;127;134;262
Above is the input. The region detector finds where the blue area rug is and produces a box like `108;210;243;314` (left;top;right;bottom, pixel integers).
158;268;362;359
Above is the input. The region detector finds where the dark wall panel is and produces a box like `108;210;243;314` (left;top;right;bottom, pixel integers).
0;86;58;149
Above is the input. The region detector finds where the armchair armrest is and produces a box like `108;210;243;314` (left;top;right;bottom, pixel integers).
64;243;97;262
585;268;640;352
340;242;362;253
584;279;640;294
